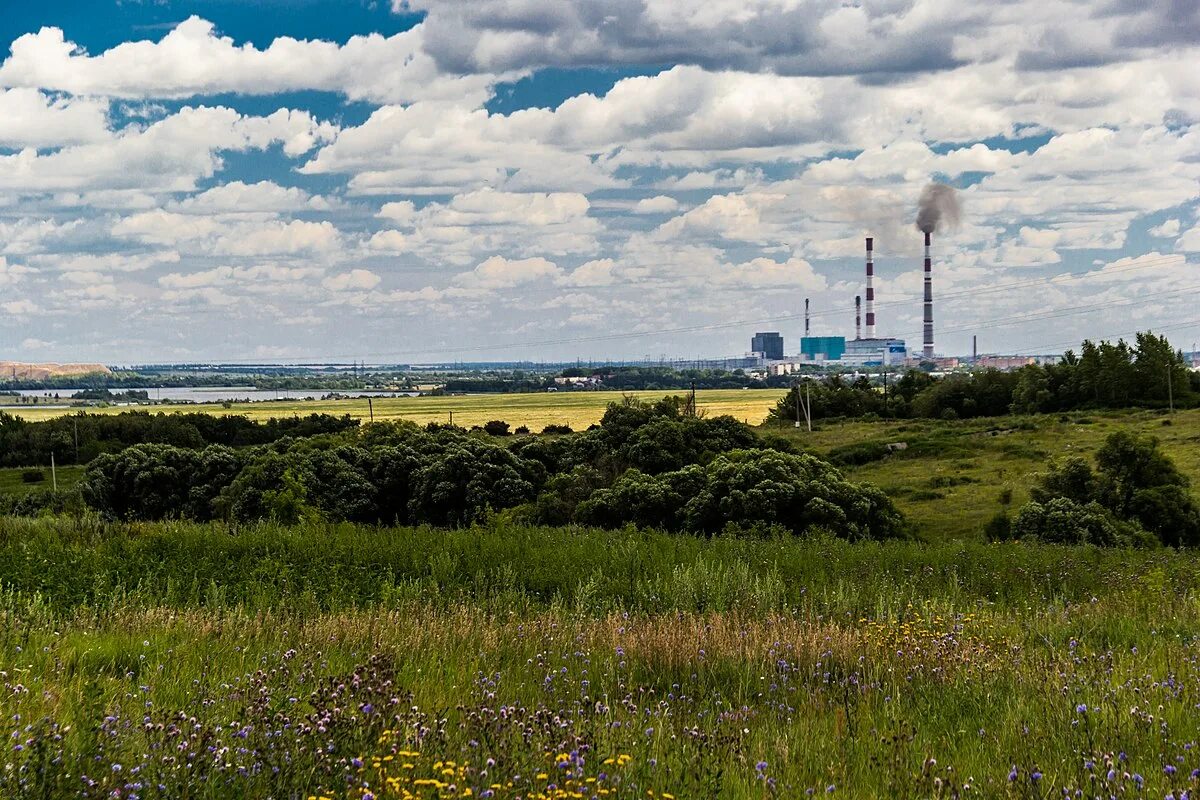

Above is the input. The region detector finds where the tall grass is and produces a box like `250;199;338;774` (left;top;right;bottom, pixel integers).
1;516;1195;614
2;518;1199;798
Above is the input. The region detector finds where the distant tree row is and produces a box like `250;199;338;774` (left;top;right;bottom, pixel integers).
770;333;1198;423
0;411;359;467
78;397;904;541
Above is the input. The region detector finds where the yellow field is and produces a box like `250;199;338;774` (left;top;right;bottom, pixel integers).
5;389;787;429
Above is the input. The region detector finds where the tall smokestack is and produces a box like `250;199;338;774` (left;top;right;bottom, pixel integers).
804;298;810;337
923;230;934;359
865;237;876;339
972;334;977;364
855;295;862;340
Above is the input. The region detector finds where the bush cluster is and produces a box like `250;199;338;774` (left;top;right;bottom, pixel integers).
0;410;359;467
993;430;1200;547
80;397;904;540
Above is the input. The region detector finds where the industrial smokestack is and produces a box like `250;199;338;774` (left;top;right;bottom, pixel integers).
804;298;810;337
914;184;959;361
865;237;876;339
923;230;934;359
972;334;977;364
855;295;862;340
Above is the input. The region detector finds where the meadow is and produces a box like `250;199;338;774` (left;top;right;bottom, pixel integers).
2;518;1199;798
5;407;1200;797
2;388;788;428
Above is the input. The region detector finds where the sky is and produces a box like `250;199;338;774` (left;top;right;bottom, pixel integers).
0;0;1198;365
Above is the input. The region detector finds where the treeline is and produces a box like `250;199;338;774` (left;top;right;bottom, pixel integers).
770;333;1198;422
0;411;359;467
79;398;904;541
1;371;414;391
443;367;802;394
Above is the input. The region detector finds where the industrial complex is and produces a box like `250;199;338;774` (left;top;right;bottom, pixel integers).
749;235;916;369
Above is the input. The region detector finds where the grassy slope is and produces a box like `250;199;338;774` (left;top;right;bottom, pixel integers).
0;464;84;496
3;388;787;428
766;407;1200;542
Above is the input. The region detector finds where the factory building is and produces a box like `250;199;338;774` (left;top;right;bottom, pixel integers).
799;336;846;362
751;332;784;361
842;337;908;366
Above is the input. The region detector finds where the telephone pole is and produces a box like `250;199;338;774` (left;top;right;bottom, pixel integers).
1167;363;1175;413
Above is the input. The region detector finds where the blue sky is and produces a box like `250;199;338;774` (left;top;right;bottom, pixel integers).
0;0;1197;363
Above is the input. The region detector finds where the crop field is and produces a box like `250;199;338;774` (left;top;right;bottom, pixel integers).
2;519;1199;799
3;388;787;429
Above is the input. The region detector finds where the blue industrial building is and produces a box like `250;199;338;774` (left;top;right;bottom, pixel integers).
799;336;846;361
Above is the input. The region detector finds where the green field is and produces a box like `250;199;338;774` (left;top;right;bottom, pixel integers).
5;407;1200;797
3;388;787;428
1;518;1199;798
0;464;84;496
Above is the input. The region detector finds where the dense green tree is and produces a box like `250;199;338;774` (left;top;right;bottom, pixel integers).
1012;498;1122;546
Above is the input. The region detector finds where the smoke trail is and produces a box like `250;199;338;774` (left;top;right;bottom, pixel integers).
915;183;961;234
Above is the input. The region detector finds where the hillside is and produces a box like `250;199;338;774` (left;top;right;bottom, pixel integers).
0;360;111;380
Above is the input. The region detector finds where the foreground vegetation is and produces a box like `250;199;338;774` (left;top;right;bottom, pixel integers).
2;518;1200;798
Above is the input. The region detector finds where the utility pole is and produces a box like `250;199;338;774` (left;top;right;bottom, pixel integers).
50;452;57;493
367;397;374;423
793;383;801;429
1167;363;1175;413
805;380;812;432
73;417;79;464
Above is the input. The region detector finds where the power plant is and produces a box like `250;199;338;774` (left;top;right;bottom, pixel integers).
752;183;960;369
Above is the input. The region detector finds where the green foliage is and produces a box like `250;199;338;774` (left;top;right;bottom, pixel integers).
825;441;892;465
82;443;241;521
483;419;511;436
576;448;903;540
1016;430;1200;546
1012;498;1123;546
0;410;359;467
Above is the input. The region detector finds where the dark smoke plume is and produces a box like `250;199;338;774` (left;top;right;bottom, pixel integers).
915;183;961;234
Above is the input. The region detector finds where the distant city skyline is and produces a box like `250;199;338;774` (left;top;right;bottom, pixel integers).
0;0;1197;363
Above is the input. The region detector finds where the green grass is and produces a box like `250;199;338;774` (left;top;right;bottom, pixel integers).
765;407;1200;541
5;410;1200;797
3;387;787;428
1;518;1199;798
0;465;84;497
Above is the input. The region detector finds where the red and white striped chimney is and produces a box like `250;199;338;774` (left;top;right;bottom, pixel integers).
865;237;876;339
855;295;862;340
923;230;934;359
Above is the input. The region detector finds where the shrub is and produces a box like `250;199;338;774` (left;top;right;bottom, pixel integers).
576;448;904;541
984;511;1013;542
541;424;573;435
514;425;530;435
483;420;511;436
20;469;44;483
827;441;890;467
1012;498;1122;546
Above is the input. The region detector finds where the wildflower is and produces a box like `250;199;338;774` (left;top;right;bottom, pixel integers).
1031;771;1042;782
1076;704;1087;714
1009;767;1018;782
